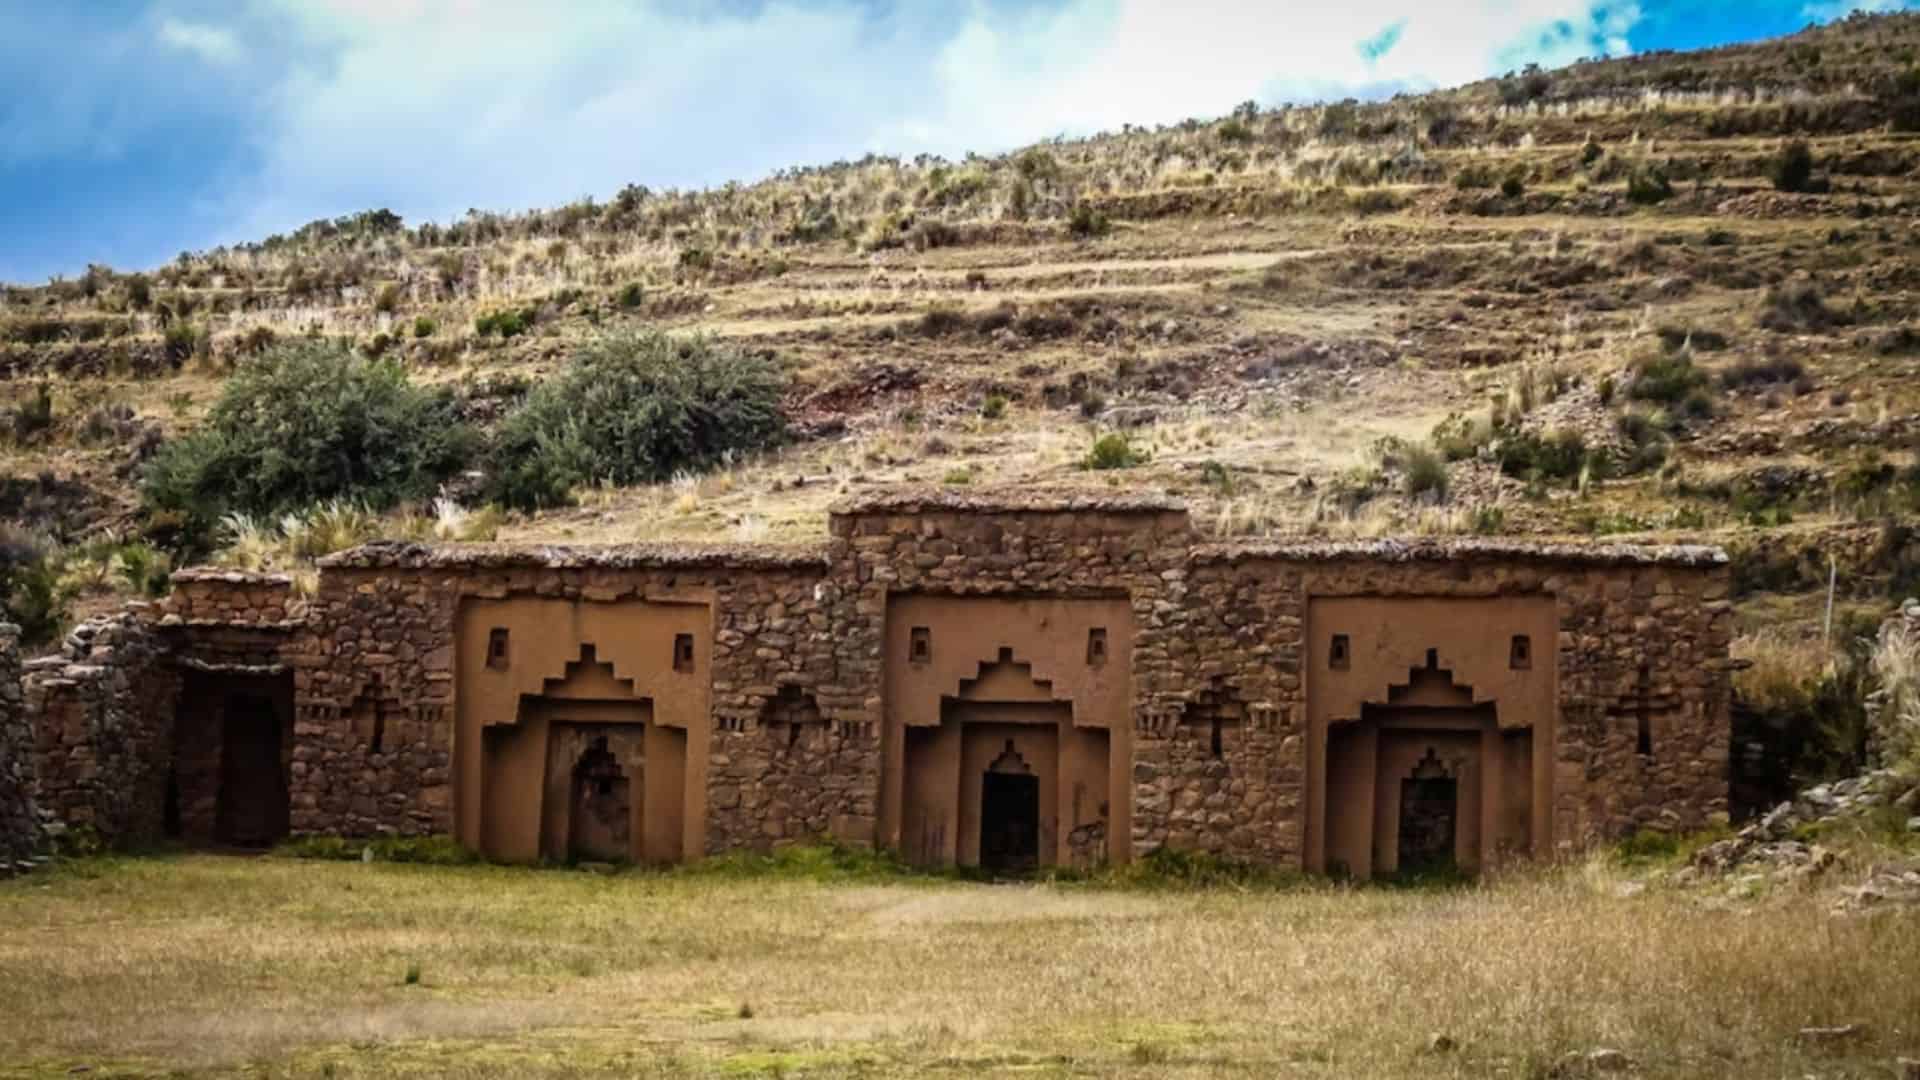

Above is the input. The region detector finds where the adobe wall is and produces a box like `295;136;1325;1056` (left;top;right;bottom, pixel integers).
0;623;40;872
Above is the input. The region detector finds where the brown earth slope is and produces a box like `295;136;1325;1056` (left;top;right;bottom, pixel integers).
4;11;1920;636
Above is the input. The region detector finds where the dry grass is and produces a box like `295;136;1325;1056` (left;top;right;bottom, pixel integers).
0;855;1916;1077
1732;626;1833;716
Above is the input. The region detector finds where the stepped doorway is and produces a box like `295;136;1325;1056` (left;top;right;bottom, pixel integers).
980;742;1040;873
1396;748;1458;875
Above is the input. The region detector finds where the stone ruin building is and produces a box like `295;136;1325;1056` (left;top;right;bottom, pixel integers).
0;489;1736;879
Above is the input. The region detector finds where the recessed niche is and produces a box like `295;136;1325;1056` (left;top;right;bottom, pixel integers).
1329;634;1350;670
909;626;932;664
1510;635;1532;670
486;628;510;670
1086;627;1108;666
673;633;695;673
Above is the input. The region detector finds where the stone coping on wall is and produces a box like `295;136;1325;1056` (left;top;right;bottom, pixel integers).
827;485;1189;516
315;539;831;571
169;568;296;587
1189;537;1729;568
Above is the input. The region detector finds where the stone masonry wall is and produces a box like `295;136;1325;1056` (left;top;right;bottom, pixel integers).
0;623;41;872
1188;539;1736;855
23;609;179;847
293;544;842;846
26;491;1732;869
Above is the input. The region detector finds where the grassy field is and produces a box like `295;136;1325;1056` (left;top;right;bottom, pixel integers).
0;852;1916;1078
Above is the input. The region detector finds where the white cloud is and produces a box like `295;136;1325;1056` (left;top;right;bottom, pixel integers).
157;17;244;65
896;1;1643;154
208;0;1654;244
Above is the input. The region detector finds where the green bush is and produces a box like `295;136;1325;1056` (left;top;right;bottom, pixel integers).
1067;201;1111;239
140;342;477;553
1770;139;1822;194
1626;163;1674;205
1083;432;1146;471
1497;428;1589;484
1499;171;1526;198
1629;350;1706;404
484;331;787;511
980;394;1007;420
0;526;68;646
1453;164;1496;190
1400;441;1449;499
474;307;534;338
616;282;645;309
412;316;436;339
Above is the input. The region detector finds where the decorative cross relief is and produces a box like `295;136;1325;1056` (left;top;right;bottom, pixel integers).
1614;663;1677;759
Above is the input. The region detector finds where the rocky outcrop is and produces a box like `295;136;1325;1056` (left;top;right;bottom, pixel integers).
1688;768;1920;908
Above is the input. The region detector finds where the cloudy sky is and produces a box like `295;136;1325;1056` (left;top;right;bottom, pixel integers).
1;0;1911;283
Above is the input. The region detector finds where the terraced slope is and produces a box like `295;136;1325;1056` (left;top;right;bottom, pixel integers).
4;11;1920;633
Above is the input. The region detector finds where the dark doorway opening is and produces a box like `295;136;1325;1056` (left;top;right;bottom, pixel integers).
163;770;182;840
569;737;632;862
216;693;289;847
1397;764;1458;875
980;770;1040;873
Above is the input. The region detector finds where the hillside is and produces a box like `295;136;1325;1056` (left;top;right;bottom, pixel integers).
4;10;1920;646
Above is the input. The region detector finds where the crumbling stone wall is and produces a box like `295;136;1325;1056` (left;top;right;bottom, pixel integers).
0;623;41;872
23;609;179;847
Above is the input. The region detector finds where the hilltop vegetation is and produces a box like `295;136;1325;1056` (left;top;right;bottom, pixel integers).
4;11;1920;674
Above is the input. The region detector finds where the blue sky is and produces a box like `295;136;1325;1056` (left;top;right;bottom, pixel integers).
1;0;1911;284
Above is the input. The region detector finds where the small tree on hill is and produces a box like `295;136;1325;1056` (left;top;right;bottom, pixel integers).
484;330;788;510
141;341;477;552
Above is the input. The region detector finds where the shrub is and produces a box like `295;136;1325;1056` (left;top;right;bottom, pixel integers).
1067;202;1110;239
1454;164;1496;190
0;526;68;646
1400;441;1449;499
1769;139;1822;194
1217;118;1255;144
1430;412;1494;462
374;283;402;314
980;394;1007;420
141;342;477;553
1083;432;1146;471
7;383;54;443
1718;355;1807;391
1629;349;1706;404
1626;163;1674;205
617;282;645;309
474;307;534;338
1757;280;1842;332
412;316;436;339
484;331;787;511
1499;171;1526;198
1496;428;1588;484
